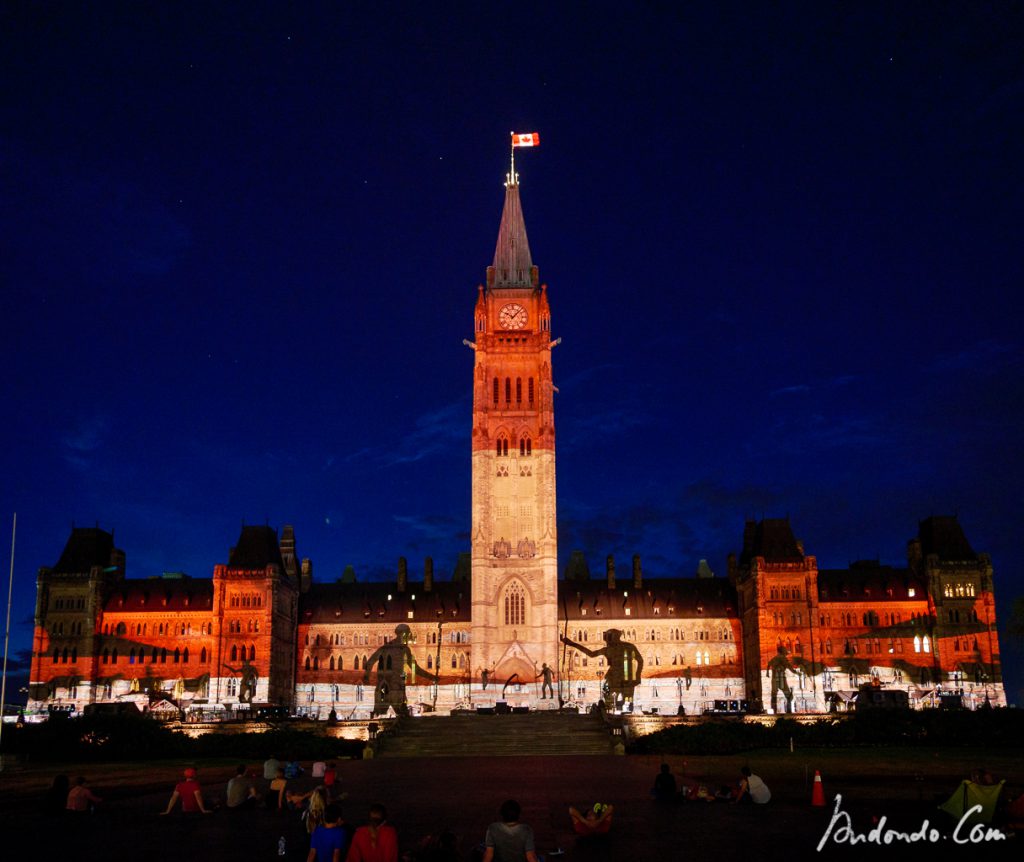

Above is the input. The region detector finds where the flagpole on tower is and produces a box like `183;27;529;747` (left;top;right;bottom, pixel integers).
509;130;516;186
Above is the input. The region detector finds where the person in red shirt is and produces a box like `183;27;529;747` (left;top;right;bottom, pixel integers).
160;767;212;814
346;803;398;862
323;762;339;798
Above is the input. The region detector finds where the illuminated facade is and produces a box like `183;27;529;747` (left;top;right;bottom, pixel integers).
27;176;1005;717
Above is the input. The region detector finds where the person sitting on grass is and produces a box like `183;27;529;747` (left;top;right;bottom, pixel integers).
569;803;614;835
267;767;289;810
652;763;677;802
733;766;771;805
66;776;103;812
226;764;259;810
160;767;213;815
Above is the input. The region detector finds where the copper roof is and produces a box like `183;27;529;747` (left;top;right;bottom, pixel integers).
917;516;977;562
818;565;926;602
559;578;737;621
52;527;118;574
738;519;804;565
300;581;470;625
227;526;286;571
491;182;533;287
103;579;214;612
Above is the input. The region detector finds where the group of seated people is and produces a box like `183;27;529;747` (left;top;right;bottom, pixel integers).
652;763;771;804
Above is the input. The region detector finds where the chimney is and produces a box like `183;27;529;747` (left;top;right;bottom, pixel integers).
632;554;642;589
424;556;434;592
397;557;408;592
606;554;616;590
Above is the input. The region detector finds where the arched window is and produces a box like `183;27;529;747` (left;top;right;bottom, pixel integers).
505;378;511;403
183;648;189;664
493;378;499;404
102;648;109;664
922;636;931;654
313;656;319;670
160;648;167;663
200;647;207;663
173;648;180;663
128;648;136;664
231;645;238;661
305;656;311;670
528;378;534;403
913;636;921;653
337;656;343;671
504;582;525;626
151;647;158;662
116;622;127;636
249;645;256;661
516;378;522;403
329;655;335;670
451;654;458;669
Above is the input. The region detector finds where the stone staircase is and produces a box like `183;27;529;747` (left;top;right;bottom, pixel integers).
375;711;615;757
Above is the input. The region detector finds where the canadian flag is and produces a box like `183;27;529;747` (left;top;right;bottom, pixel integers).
512;132;540;147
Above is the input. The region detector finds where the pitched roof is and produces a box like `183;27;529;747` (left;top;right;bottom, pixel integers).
299;581;471;625
227;526;286;570
818;564;926;602
917;516;977;562
103;578;214;612
52;527;117;574
491;182;534;287
739;519;804;565
558;578;738;621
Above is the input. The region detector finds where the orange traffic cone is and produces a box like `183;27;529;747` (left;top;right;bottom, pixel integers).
811;770;826;807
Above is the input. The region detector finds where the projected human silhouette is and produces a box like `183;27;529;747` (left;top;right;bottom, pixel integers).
561;629;643;707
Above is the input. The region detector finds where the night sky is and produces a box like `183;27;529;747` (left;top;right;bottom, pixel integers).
3;4;1023;701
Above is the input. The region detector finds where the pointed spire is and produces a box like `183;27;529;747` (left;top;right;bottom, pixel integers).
491;179;535;288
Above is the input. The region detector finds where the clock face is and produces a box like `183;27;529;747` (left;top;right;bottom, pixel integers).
499;303;528;330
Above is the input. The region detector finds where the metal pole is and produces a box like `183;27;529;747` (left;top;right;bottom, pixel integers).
0;513;17;769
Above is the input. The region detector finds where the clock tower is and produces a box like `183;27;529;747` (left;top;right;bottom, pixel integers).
469;170;559;697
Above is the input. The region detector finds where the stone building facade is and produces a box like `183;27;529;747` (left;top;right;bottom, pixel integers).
26;172;1006;717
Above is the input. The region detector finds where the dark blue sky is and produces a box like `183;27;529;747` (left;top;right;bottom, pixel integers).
2;3;1023;700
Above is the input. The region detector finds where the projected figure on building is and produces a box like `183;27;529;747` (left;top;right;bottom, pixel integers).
223;658;258;703
766;646;794;713
363;624;436;716
561;629;643;708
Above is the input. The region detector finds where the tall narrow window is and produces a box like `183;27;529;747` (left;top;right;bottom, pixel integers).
493;378;499;405
520;438;526;456
505;378;511;402
249;645;256;661
516;378;522;403
528;378;534;403
504;582;525;626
